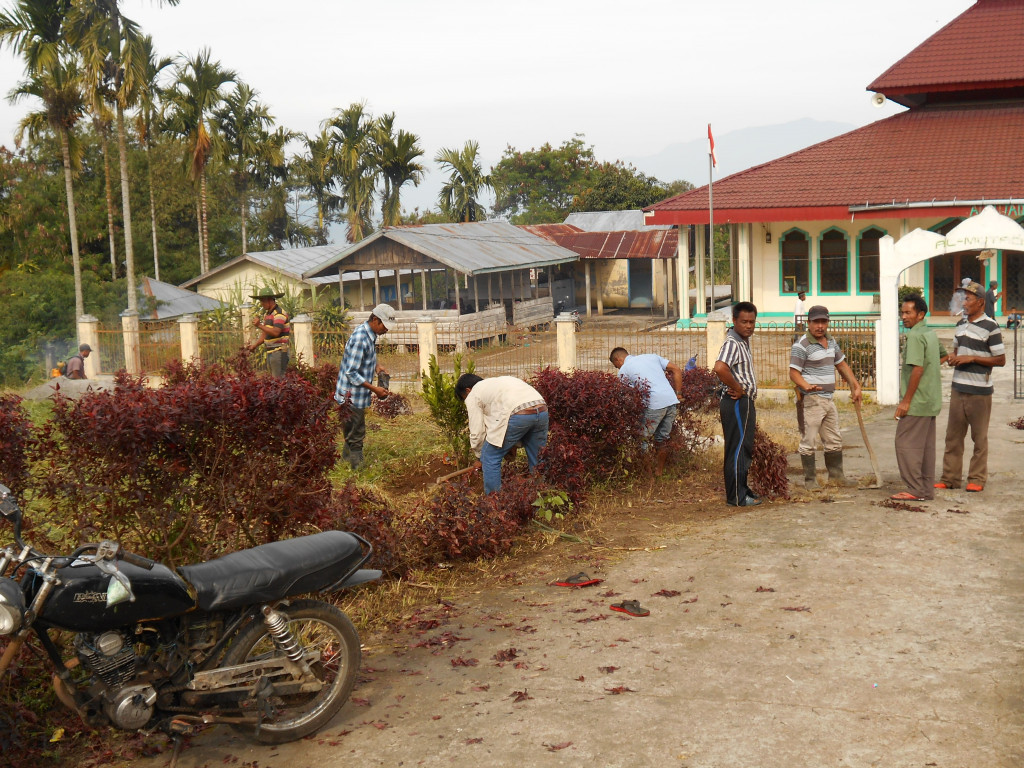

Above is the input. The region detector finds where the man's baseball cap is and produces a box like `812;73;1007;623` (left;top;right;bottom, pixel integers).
370;303;397;329
807;305;830;321
961;281;985;299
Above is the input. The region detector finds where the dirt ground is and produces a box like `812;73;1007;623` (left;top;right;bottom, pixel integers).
138;374;1024;768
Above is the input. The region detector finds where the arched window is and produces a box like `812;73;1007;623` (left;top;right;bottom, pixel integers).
857;227;884;293
819;229;849;294
780;229;809;294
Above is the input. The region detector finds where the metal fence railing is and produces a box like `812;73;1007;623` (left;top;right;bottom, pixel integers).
1014;323;1022;400
749;321;876;391
198;328;244;365
139;320;180;374
95;322;126;375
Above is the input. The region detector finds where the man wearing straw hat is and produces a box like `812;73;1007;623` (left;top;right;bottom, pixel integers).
248;288;291;377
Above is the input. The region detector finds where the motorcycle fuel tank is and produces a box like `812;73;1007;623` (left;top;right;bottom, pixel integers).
30;561;197;632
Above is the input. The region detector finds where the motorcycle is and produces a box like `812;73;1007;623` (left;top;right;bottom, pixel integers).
0;483;380;746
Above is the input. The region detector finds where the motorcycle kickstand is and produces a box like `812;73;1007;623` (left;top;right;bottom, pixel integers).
168;735;185;768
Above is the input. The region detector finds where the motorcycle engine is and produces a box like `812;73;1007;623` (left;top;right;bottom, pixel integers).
74;630;137;689
74;631;157;730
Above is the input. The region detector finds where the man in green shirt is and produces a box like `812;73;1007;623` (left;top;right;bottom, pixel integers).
891;295;947;500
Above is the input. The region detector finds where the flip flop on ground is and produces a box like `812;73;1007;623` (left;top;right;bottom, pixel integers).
610;600;650;617
890;492;928;501
552;572;603;588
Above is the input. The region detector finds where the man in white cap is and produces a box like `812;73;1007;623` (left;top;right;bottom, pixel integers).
335;303;395;469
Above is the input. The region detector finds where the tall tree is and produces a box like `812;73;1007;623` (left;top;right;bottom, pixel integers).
435;140;491;223
9;58;88;319
163;49;235;273
292;129;340;243
326;102;376;243
133;34;171;281
490;135;597;224
372;113;424;228
0;0;87;318
214;82;274;254
568;161;692;213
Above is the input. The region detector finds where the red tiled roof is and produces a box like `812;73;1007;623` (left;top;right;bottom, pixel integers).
645;102;1024;224
869;0;1024;102
521;224;678;259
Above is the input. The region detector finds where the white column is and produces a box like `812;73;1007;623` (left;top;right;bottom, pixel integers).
695;225;707;316
290;313;314;366
706;317;727;362
77;315;100;378
240;302;255;347
876;235;901;405
417;316;438;378
121;310;141;375
678;227;690;320
556;313;578;372
736;223;752;302
584;261;592;316
178;314;200;364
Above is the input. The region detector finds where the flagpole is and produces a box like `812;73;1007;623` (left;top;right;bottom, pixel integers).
708;149;714;317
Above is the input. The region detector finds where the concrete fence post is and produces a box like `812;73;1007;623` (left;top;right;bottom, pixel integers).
706;317;727;364
290;314;314;366
77;315;100;378
556;313;578;372
121;310;141;375
178;314;200;365
417;317;438;378
240;302;255;347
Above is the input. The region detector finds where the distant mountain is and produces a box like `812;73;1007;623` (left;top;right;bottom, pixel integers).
627;118;856;187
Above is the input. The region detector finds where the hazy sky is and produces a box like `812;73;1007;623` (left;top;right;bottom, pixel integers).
0;0;974;213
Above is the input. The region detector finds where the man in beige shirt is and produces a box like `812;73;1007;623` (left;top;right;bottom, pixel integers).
456;374;549;494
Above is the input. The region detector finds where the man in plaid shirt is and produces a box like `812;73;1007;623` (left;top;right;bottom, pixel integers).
335;303;396;469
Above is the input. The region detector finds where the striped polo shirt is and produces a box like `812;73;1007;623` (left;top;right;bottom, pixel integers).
789;335;844;399
951;314;1004;395
717;328;758;399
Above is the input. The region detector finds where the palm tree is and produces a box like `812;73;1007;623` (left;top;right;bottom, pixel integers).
0;0;88;318
163;49;236;273
435;140;491;222
9;58;87;319
213;82;274;254
292;129;340;243
373;113;424;228
327;102;377;243
133;34;171;281
67;0;179;309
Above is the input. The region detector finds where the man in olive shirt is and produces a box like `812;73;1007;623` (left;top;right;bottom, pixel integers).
891;295;947;500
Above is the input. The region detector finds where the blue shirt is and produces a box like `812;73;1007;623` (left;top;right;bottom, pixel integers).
335;321;378;409
618;354;679;410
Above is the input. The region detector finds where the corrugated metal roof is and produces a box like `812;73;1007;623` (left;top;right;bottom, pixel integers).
180;244;350;289
140;277;224;320
563;210;673;232
304;221;578;279
522;225;678;259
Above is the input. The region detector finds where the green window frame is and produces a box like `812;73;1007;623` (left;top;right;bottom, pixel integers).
818;228;849;295
780;228;810;295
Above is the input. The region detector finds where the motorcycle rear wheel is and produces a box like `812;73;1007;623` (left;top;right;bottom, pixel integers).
222;599;360;744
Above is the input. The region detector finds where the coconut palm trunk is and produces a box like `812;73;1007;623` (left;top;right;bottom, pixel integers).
146;141;160;280
240;179;248;254
199;167;210;272
115;103;137;312
59;127;84;320
99;126;118;279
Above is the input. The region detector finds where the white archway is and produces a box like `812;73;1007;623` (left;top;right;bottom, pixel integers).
876;206;1024;404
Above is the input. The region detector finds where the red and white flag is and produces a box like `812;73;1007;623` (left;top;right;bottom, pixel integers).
708;123;717;168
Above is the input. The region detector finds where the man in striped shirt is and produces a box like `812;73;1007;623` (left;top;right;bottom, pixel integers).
935;281;1005;492
713;302;761;507
788;305;862;488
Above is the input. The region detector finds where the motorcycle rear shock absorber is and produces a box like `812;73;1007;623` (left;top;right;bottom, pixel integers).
260;605;311;676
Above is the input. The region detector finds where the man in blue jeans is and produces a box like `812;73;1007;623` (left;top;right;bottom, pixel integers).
456;374;549;494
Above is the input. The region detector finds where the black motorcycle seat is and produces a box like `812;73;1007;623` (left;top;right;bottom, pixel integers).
178;531;364;612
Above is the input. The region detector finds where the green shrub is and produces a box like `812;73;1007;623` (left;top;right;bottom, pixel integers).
421;353;475;467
